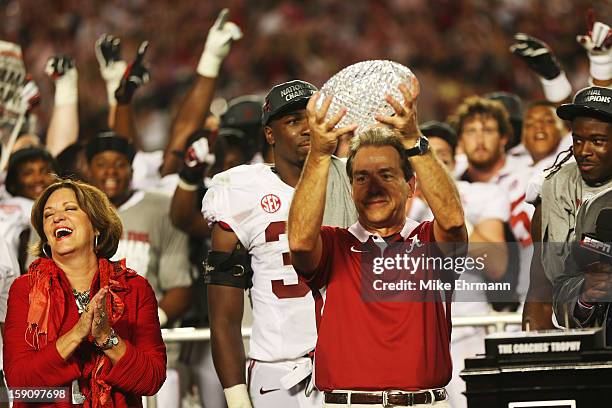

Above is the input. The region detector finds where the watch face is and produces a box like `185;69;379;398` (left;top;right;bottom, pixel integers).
419;136;429;154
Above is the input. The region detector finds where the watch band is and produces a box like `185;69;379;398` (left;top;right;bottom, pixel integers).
405;145;421;157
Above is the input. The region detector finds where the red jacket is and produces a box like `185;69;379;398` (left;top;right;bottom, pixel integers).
3;267;166;407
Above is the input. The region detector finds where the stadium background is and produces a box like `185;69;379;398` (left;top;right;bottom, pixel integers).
1;0;609;149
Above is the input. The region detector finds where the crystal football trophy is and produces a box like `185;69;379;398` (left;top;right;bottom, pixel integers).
317;60;416;135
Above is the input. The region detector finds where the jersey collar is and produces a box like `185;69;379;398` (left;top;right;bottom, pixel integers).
348;217;420;243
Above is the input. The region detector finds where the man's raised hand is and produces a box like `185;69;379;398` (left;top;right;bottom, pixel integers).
197;8;243;78
115;41;150;104
95;34;127;105
306;92;356;156
577;9;612;81
44;54;77;106
20;75;40;112
510;33;562;80
375;75;421;143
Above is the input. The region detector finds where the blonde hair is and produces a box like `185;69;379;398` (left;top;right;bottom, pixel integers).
30;179;123;259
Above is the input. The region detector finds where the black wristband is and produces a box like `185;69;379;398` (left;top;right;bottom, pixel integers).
179;165;205;185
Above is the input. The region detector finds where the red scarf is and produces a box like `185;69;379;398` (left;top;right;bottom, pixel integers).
26;257;135;408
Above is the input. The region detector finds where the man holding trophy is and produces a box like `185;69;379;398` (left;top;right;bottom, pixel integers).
288;64;467;407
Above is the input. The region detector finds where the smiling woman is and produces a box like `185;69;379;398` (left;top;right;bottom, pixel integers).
3;179;166;408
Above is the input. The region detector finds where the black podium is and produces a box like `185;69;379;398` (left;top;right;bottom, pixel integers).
461;328;612;407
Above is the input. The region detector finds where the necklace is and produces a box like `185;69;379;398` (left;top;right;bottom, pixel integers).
73;288;91;314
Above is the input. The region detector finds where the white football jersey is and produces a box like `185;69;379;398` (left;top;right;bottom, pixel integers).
406;181;510;226
0;195;34;259
131;150;179;196
457;180;510;226
202;164;316;362
491;155;535;247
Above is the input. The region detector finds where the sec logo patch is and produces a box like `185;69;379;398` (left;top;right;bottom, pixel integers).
261;194;281;213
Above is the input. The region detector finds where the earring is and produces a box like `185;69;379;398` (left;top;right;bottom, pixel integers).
94;234;99;250
42;243;51;258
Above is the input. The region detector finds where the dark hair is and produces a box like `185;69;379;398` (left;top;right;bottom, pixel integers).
56;142;88;180
420;121;457;156
346;128;414;182
449;96;513;141
30;179;123;259
544;146;574;179
5;147;59;196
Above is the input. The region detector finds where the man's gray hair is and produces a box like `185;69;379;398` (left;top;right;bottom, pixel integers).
345;127;414;181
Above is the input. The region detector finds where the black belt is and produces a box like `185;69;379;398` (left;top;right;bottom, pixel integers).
324;388;447;406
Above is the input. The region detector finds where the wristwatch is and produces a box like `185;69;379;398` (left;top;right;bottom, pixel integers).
405;136;430;157
95;328;119;350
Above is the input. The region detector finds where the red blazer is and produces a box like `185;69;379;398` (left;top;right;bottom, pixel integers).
3;268;166;407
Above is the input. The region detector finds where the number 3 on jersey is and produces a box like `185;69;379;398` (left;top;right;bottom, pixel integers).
265;221;310;299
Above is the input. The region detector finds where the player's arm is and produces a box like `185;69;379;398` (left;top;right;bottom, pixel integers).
288;94;355;273
160;9;241;177
170;186;210;238
376;78;467;248
469;219;509;281
170;134;214;238
156;215;194;326
95;34;127;130
207;223;252;407
45;55;79;156
112;41;150;150
522;203;555;330
158;287;192;325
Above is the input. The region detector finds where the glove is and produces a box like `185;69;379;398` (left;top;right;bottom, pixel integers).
197;8;243;78
95;34;127;105
115;41;150;104
510;33;571;103
510;33;562;80
179;135;215;186
20;75;40;112
45;54;78;106
576;9;612;81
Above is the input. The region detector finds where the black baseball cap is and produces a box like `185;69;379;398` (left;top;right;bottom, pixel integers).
485;91;523;149
85;131;136;163
484;92;523;122
261;80;318;125
222;95;263;129
557;86;612;123
419;121;457;153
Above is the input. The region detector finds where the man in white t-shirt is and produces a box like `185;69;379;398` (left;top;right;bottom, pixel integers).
450;97;531;309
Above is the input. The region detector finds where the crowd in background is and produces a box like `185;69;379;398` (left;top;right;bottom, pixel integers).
0;1;611;407
0;0;606;149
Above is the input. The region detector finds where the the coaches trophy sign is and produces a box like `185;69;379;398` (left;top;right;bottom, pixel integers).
0;40;27;171
318;60;416;135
